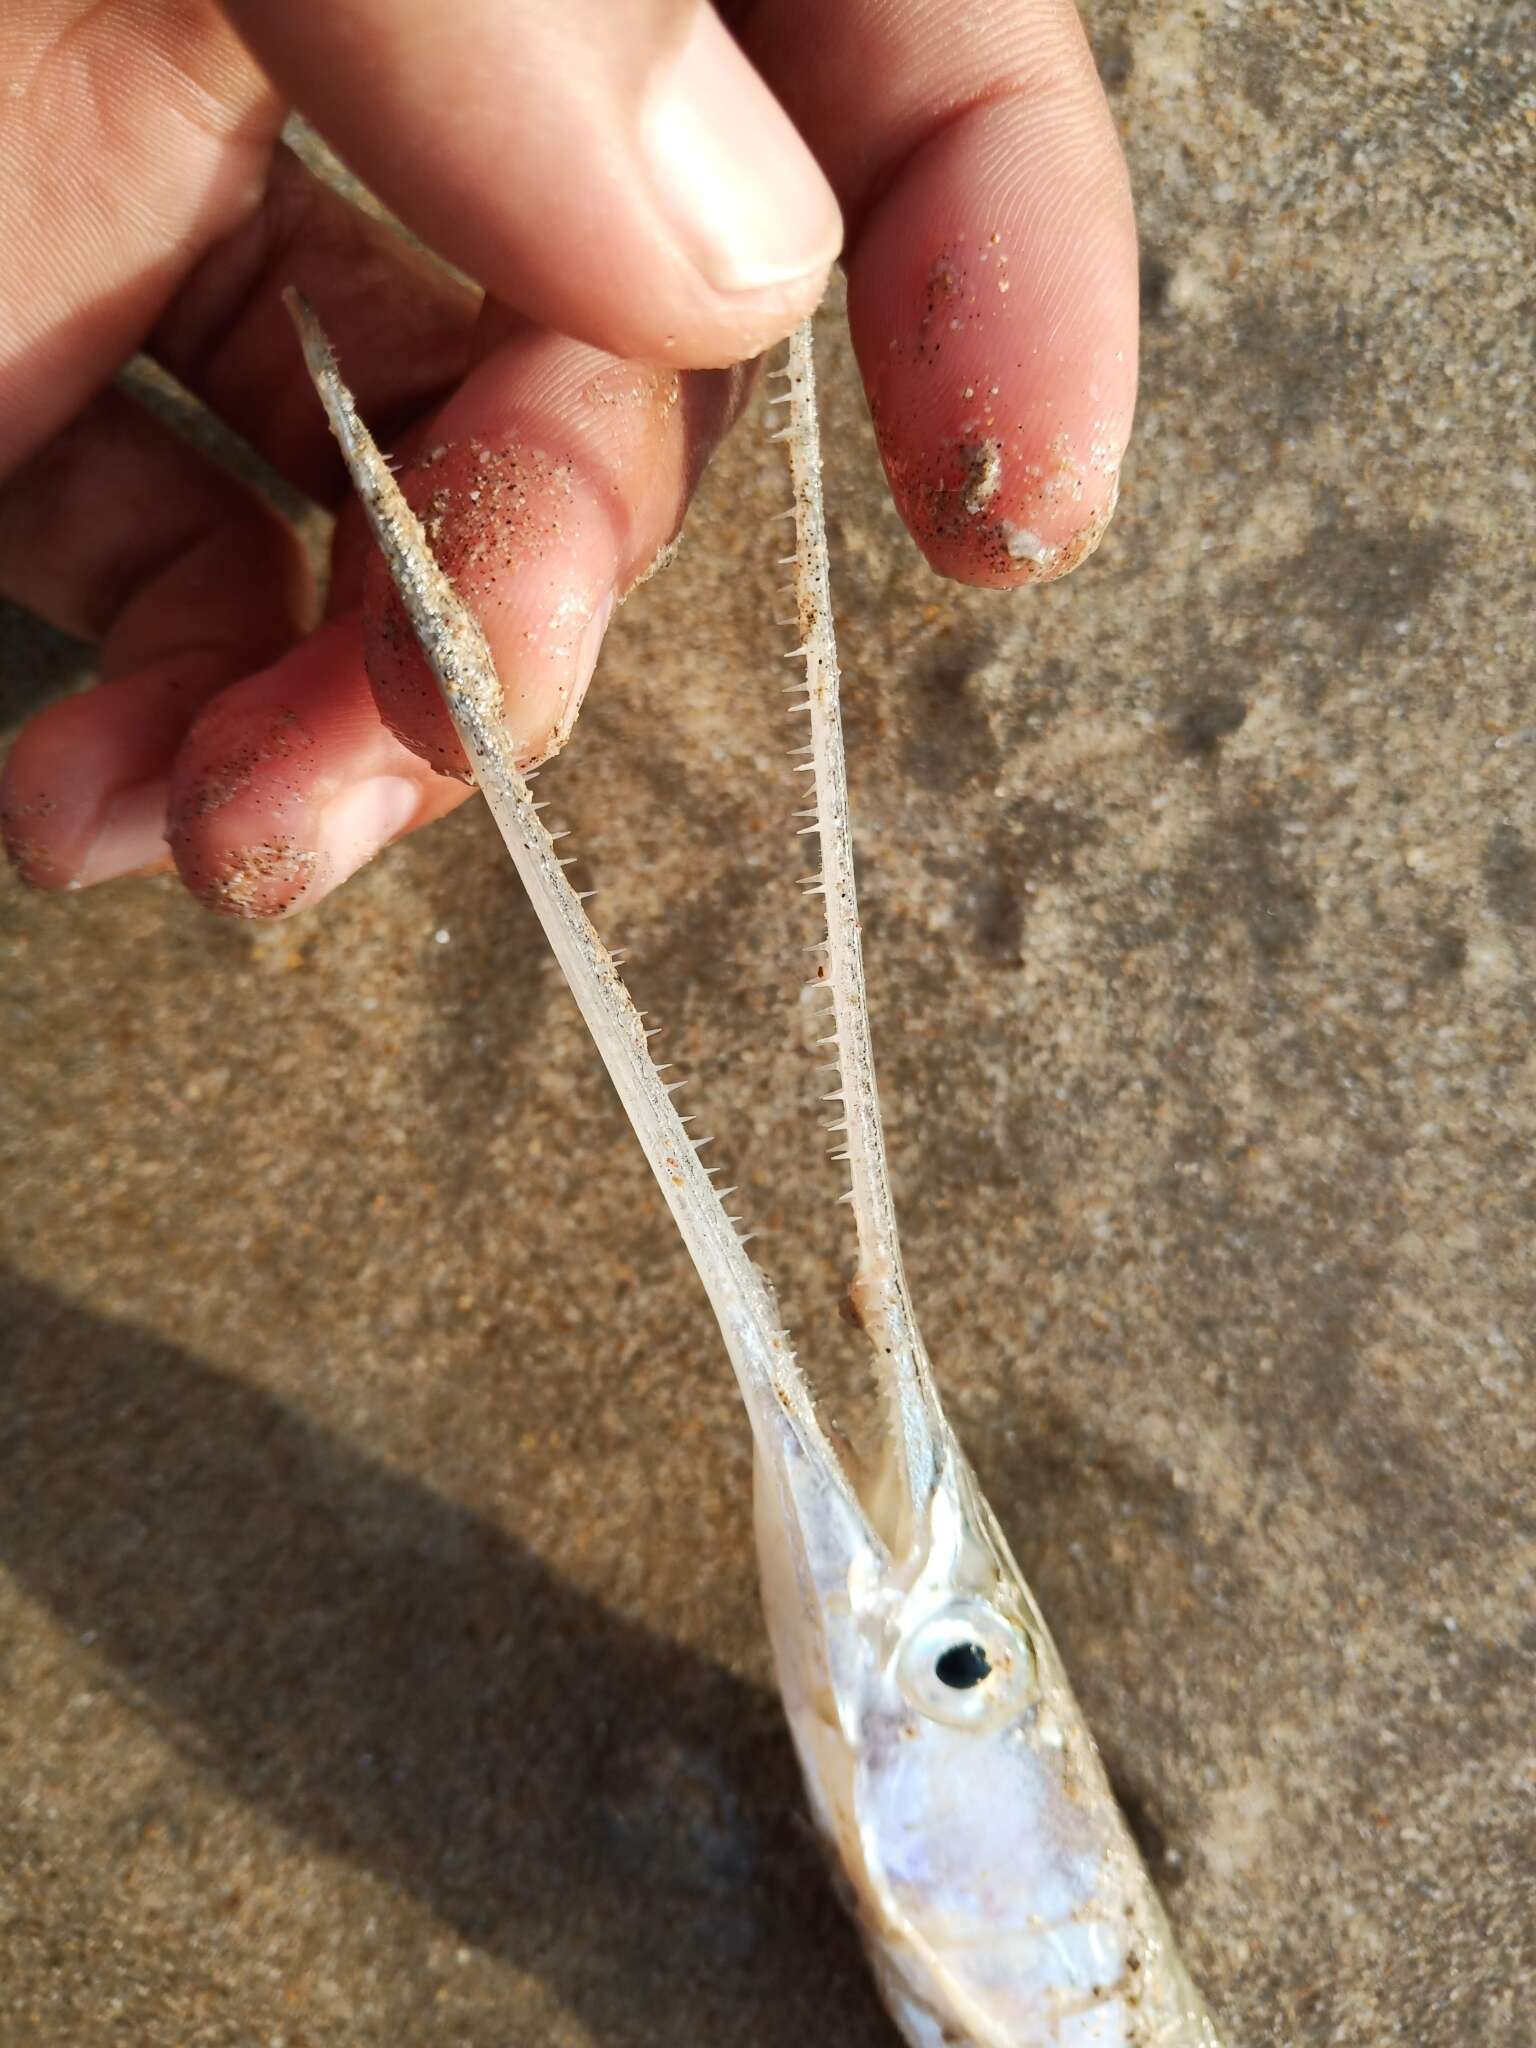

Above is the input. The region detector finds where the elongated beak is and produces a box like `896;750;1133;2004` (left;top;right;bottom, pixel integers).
286;286;885;1601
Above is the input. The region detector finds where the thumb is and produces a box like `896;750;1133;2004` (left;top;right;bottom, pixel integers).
221;0;842;367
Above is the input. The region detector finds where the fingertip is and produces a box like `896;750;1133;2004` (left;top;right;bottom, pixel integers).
849;89;1138;589
166;619;462;918
1;652;239;892
360;437;616;780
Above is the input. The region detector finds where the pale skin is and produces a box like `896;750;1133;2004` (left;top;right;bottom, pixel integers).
0;0;1139;916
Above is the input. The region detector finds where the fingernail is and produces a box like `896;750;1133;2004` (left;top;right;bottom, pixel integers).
315;774;420;884
565;588;613;735
528;590;614;769
641;9;841;296
575;589;614;694
74;778;172;888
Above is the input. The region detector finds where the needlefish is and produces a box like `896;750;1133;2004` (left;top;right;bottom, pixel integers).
288;291;1226;2048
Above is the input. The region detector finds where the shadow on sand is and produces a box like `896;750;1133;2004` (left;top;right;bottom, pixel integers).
0;1268;895;2046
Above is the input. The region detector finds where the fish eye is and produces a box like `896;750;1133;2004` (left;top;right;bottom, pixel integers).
897;1601;1035;1730
934;1640;991;1690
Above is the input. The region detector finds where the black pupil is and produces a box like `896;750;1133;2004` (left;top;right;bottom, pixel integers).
934;1641;991;1690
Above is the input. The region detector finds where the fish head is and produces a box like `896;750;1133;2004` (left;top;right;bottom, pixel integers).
758;1428;1219;2047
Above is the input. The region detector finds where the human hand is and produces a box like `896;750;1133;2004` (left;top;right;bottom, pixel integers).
0;0;1137;915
